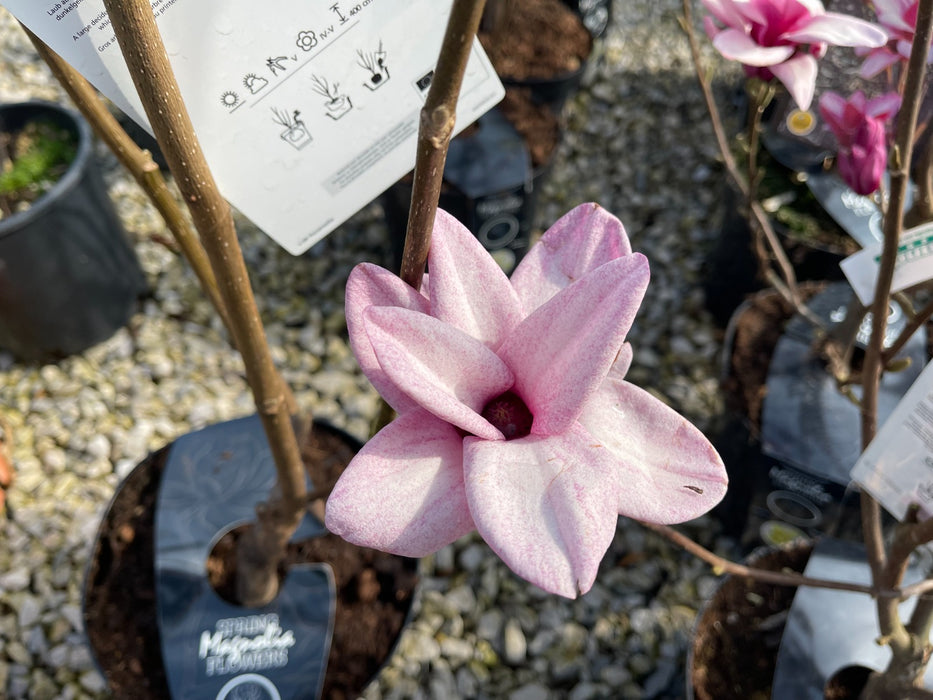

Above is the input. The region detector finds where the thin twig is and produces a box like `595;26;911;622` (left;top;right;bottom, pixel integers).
642;522;876;595
680;0;801;302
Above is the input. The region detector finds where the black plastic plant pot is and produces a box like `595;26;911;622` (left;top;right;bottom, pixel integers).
772;538;933;699
0;101;145;363
482;0;606;115
713;283;919;552
83;416;419;700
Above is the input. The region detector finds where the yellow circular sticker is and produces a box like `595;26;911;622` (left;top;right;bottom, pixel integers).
786;109;816;136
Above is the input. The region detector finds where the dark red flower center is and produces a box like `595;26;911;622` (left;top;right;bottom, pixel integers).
481;391;533;440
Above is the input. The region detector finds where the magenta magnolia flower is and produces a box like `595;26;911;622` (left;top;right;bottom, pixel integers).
819;90;900;195
325;204;728;598
702;0;886;110
858;0;933;78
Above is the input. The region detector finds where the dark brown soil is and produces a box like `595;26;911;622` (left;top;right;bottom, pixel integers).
83;420;418;700
499;88;561;167
479;0;592;80
823;664;873;699
690;542;813;700
722;284;824;429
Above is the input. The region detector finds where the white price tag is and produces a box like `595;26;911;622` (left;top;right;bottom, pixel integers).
841;221;933;305
5;0;504;254
851;359;933;520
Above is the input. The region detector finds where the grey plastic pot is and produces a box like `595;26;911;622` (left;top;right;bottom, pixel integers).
0;100;145;362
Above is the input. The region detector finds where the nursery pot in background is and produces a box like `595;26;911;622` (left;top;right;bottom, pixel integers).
712;283;922;551
83;415;419;700
479;0;602;114
0;101;145;362
688;539;813;700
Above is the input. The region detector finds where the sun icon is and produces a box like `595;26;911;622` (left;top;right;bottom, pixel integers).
220;91;239;108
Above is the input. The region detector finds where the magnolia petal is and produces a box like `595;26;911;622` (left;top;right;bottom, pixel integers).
712;29;796;66
325;409;474;556
866;92;902;120
429;209;524;349
701;0;758;29
770;53;818;111
612;342;634;380
577;376;727;523
873;0;914;33
783;14;888;48
817;91;847;121
346;263;431;413
463;425;619;598
859;49;901;78
499;254;649;437
510;203;633;314
365;306;512;440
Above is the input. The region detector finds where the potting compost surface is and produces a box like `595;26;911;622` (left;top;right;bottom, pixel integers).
0;1;833;698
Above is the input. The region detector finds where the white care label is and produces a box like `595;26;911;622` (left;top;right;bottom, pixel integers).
5;0;505;254
851;359;933;520
841;221;933;305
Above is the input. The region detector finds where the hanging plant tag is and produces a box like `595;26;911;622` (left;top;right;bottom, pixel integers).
841;220;933;305
852;359;933;521
6;1;505;254
155;415;335;699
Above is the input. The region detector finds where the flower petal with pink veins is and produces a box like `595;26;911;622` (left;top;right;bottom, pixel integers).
365;306;513;440
712;29;796;66
325;409;474;556
510;203;632;314
463;425;620;598
770;52;818;110
429;209;523;349
499;254;649;437
783;14;887;47
346;263;431;413
577;375;728;523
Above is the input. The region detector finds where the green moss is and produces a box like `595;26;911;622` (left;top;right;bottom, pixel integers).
0;119;77;210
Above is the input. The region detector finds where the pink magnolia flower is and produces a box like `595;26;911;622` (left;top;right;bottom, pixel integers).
325;204;728;598
819;90;900;195
858;0;933;78
702;0;887;110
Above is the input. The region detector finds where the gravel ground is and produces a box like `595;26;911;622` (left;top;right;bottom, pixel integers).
0;2;747;698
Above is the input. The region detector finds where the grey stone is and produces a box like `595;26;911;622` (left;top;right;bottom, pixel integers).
503;618;527;665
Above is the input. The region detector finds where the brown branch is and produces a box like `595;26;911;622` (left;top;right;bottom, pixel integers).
400;0;487;291
861;0;933;667
101;0;307;607
641;522;877;596
369;0;487;438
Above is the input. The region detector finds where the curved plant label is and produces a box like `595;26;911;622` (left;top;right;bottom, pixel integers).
4;0;505;254
155;415;335;700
